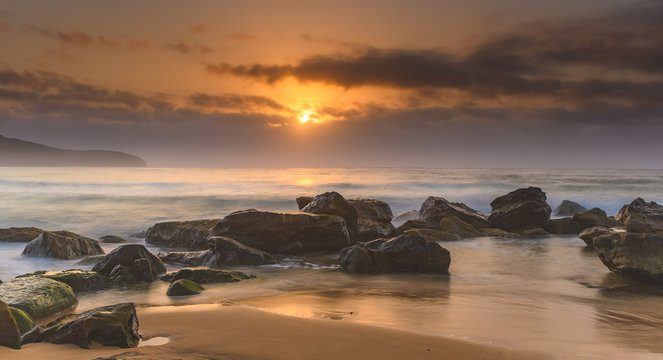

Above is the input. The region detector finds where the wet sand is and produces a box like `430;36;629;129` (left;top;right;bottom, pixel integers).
0;304;550;360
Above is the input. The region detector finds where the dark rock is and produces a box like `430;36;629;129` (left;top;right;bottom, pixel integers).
22;303;140;349
392;210;419;227
41;270;111;292
419;197;488;229
616;198;663;234
302;191;358;232
9;307;34;335
145;219;218;250
161;267;253;284
212;210;351;254
22;231;104;260
0;227;44;242
395;219;438;233
403;228;459;242
349;198;396;241
521;227;550;237
159;236;276;267
593;231;663;278
543;218;586;234
92;244;166;283
99;235;126;243
296;196;314;210
480;228;520;238
166;279;204;296
0;300;21;349
488;187;551;231
572;208;620;228
579;226;611;247
339;235;451;274
0;277;77;320
75;255;106;266
554;200;588;217
439;216;481;239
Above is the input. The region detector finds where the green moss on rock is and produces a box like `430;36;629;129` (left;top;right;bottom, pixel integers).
9;307;34;335
166;279;204;296
161;267;255;284
0;300;21;349
0;277;78;320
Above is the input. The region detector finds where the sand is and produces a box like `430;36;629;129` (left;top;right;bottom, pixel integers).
0;304;550;360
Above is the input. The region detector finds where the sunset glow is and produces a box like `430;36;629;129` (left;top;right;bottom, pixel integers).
298;110;312;124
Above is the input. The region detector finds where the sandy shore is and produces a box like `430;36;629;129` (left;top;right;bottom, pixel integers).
0;304;550;360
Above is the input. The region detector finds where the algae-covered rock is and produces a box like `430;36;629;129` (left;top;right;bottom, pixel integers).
0;227;44;242
161;268;254;284
22;303;140;349
403;228;459;242
0;277;77;320
9;307;34;335
43;270;111;292
166;279;204;296
22;231;104;259
0;300;21;349
93;244;166;283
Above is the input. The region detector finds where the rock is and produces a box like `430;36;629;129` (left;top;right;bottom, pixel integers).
159;236;276;267
92;244;166;283
488;187;552;231
579;226;611;247
480;228;521;238
521;227;550;237
616;198;663;234
302;191;358;232
554;200;588;216
0;300;21;349
0;227;44;242
339;235;451;274
166;279;204;296
99;235;126;243
145;219;219;250
296;196;314;210
0;277;77;320
572;208;620;228
349;198;396;241
22;231;104;260
395;219;438;233
419;197;488;229
593;231;663;278
161;268;253;284
41;270;111;292
212;210;351;254
392;210;419;227
439;216;481;239
75;255;106;266
22;303;140;349
543;218;586;234
403;228;459;242
9;307;34;335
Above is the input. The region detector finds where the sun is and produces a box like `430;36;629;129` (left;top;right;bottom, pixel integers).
298;110;312;124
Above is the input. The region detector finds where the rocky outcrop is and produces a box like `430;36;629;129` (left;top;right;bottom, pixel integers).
9;307;34;335
488;187;551;231
339;235;451;274
92;244;166;283
99;235;126;243
553;200;587;216
0;227;44;242
578;226;611;247
395;219;438;233
392;210;419;227
22;231;104;260
301;192;358;232
161;268;254;284
22;303;140;349
593;231;663;278
0;300;21;349
402;228;459;242
419;197;488;229
212;210;351;254
572;208;620;228
159;236;275;267
296;196;314;210
349;198;396;241
439;216;481;239
543;218;586;234
616;198;663;234
0;277;77;320
145;219;218;250
166;279;204;296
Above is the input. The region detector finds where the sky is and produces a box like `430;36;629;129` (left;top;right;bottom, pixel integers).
0;0;661;168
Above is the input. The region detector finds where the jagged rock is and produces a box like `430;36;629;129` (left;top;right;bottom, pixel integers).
593;231;663;278
145;219;218;250
22;231;104;260
572;208;620;228
488;187;551;231
439;216;481;239
301;192;358;233
339;235;451;274
212;210;351;254
0;277;77;320
419;197;488;229
392;210;419;227
554;200;588;216
616;198;663;234
543;218;586;234
296;196;314;210
22;303;140;349
161;268;254;284
403;228;459;242
349;198;396;241
9;307;34;335
99;235;126;243
0;227;44;242
0;300;21;349
579;226;611;247
92;245;166;283
166;279;204;296
159;236;275;267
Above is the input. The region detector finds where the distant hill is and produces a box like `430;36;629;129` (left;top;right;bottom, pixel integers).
0;134;147;167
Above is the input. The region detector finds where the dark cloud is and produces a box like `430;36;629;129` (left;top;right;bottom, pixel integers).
162;41;214;54
189;93;284;112
23;25;150;50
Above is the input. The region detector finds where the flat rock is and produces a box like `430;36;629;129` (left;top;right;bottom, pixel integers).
0;300;21;349
554;200;588;216
616;198;663;234
159;236;276;267
488;187;551;231
166;279;204;296
161;268;254;284
22;231;104;260
349;198;396;241
92;244;166;283
593;231;663;279
145;219;218;250
0;227;44;242
0;277;78;320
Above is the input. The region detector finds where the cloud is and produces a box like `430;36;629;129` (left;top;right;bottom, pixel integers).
23;25;150;50
189;93;285;112
229;32;257;41
161;41;214;54
188;22;209;34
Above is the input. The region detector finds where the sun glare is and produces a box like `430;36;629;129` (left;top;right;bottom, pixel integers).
298;110;312;123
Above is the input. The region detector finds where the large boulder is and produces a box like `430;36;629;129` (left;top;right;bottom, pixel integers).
392;210;419;227
572;208;620;228
593;231;663;278
439;216;481;239
616;198;663;234
161;268;254;284
0;277;77;320
212;210;351;254
553;200;587;216
296;196;314;210
9;307;34;335
159;236;275;267
0;300;21;349
578;226;611;247
40;270;111;292
0;227;44;242
99;235;126;244
301;192;358;232
349;198;395;241
92;244;166;283
488;187;551;231
339;235;451;274
145;219;218;250
419;197;488;229
22;303;140;349
166;279;204;296
22;231;104;260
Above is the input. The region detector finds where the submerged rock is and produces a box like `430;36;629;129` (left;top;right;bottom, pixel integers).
212;210;351;254
9;307;34;335
419;197;488;229
296;196;314;210
145;219;218;250
0;227;44;243
22;303;140;349
579;226;611;247
161;268;254;284
159;236;275;267
0;277;77;320
572;208;620;228
22;231;104;260
339;235;451;274
616;198;663;234
593;231;663;279
99;235;126;244
349;198;396;241
553;200;588;217
0;300;21;349
92;244;166;283
488;187;551;231
166;279;204;296
302;191;358;232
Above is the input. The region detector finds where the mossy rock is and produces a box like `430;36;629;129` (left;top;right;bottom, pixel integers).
0;277;78;320
0;227;44;242
9;307;34;335
75;255;106;266
0;300;21;349
166;279;204;296
161;268;255;284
